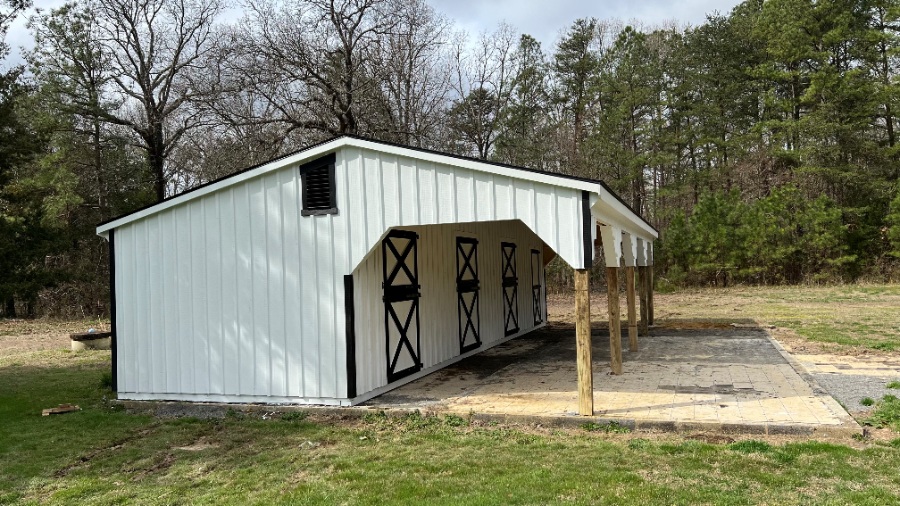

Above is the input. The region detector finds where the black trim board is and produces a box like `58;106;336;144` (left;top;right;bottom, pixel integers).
109;229;117;392
581;190;592;270
97;135;656;234
344;275;357;399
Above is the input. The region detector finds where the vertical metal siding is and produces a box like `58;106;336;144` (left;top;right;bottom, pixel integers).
113;145;579;404
115;162;349;404
341;147;584;270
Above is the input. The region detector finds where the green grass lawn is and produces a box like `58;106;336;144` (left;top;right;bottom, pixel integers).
3;350;900;505
655;284;900;353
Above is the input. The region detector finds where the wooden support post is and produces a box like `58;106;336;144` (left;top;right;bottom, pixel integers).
607;267;623;375
574;269;593;416
638;266;648;335
648;266;655;325
625;266;638;352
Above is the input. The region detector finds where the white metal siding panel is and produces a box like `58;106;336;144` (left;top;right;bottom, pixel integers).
398;158;419;225
474;172;495;220
147;218;163;393
282;174;302;397
317;215;337;398
494;177;513;221
205;197;223;394
456;172;475;223
160;210;179;393
265;175;286;397
234;183;254;395
437;167;455;223
381;154;400;226
219;190;240;395
417;161;437;224
249;178;268;395
339;149;585;270
362;151;385;247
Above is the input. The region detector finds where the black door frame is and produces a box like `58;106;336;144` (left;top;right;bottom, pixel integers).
382;229;422;383
501;242;519;336
456;237;481;353
531;248;543;325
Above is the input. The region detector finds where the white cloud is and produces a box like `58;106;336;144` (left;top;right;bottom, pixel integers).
428;0;743;50
3;0;68;69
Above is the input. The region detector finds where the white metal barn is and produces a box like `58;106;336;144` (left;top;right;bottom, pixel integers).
97;136;657;410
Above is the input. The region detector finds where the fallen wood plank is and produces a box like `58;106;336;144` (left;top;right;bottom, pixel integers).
42;404;81;416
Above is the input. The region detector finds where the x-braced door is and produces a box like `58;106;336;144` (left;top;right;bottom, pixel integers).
382;229;422;383
457;237;481;353
501;242;519;336
531;249;543;325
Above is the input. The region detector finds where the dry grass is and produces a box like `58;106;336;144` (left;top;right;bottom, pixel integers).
549;284;900;355
0;319;109;366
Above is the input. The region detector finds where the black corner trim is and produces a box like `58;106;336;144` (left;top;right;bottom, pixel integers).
108;229;118;392
581;190;592;270
344;274;357;399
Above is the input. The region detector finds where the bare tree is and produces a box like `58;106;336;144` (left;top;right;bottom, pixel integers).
371;0;453;146
32;0;224;201
229;0;396;138
445;24;516;159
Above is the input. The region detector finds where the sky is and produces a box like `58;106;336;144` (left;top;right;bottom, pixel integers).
4;0;744;67
428;0;744;47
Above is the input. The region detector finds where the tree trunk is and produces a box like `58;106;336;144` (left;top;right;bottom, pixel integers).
148;123;166;202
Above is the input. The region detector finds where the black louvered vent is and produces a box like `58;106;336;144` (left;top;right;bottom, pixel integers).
300;153;337;216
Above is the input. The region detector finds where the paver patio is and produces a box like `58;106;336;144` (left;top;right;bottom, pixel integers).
366;322;859;434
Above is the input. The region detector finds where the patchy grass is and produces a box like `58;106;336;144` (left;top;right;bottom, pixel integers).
581;421;631;433
644;284;900;354
866;395;900;432
1;349;900;505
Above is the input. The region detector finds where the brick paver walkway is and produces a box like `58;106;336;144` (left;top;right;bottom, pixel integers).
368;323;856;432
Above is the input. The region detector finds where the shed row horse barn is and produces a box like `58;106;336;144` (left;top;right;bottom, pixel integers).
96;136;657;413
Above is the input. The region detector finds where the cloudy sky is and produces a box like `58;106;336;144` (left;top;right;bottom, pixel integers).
428;0;743;47
4;0;743;66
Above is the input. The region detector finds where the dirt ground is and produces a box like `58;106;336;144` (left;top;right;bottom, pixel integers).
0;319;108;363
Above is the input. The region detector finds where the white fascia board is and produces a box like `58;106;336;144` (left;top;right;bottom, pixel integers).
96;138;345;234
593;186;658;240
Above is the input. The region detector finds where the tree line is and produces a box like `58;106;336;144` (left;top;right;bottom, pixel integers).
2;0;900;317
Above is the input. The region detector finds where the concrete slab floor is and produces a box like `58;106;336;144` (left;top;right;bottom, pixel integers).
364;323;859;435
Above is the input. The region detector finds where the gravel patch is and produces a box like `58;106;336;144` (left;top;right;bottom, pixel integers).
812;372;900;414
